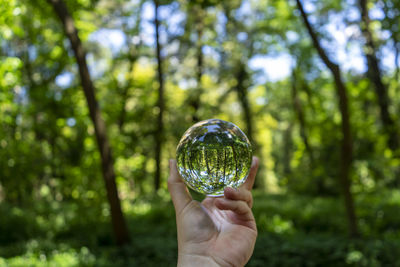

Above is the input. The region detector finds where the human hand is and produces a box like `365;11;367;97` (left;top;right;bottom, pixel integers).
168;157;259;267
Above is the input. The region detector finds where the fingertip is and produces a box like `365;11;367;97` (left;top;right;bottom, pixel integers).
224;187;237;199
168;159;179;182
167;159;193;213
252;156;259;168
224;186;234;193
169;159;176;170
244;156;259;187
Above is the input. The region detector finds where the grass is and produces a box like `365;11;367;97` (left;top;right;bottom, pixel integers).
1;190;400;266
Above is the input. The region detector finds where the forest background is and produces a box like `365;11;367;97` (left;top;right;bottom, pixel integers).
1;0;400;265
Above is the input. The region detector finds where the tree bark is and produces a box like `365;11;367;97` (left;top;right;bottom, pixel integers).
234;61;263;189
296;0;359;237
154;0;165;191
381;1;400;90
282;124;293;177
48;0;130;245
192;6;204;123
359;0;399;150
235;62;254;145
291;69;314;166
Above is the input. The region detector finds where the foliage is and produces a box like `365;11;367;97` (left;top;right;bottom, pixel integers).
1;0;400;264
1;192;400;265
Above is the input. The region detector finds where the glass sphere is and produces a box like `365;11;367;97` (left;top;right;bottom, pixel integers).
176;119;252;196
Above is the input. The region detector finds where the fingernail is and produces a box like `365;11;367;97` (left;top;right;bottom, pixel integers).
225;187;237;193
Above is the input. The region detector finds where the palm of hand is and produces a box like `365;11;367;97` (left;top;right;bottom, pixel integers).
177;196;257;266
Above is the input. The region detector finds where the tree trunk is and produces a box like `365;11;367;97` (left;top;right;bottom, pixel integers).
381;1;400;91
48;0;130;245
234;61;263;189
192;6;204;123
292;68;328;194
359;0;399;150
118;81;130;131
154;0;165;191
118;53;138;132
291;69;314;166
118;3;143;131
235;62;254;145
282;124;293;177
296;0;359;237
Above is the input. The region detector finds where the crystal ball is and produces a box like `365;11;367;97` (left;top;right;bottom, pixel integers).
176;119;252;196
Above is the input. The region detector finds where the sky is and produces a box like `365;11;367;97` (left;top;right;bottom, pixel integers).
57;0;398;88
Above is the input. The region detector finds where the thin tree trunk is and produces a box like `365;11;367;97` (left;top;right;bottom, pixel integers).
291;69;314;166
118;53;137;131
154;0;165;191
118;3;144;131
395;41;400;83
359;0;399;150
230;145;238;178
381;1;400;87
234;60;262;188
296;0;359;237
118;82;130;131
300;75;316;112
282;124;292;177
392;35;400;83
191;6;204;123
235;62;254;145
223;149;227;182
48;0;130;245
291;69;327;193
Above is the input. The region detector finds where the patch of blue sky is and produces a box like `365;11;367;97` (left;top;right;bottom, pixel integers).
89;29;126;55
140;1;155;46
345;5;360;21
13;86;28;105
55;72;74;88
303;0;316;13
67;117;76;127
237;32;248;42
217;9;227;32
380;45;397;72
249;53;293;83
369;6;385;20
86;53;110;80
286;31;300;43
235;0;252;26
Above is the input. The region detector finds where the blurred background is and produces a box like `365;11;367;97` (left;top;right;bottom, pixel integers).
1;0;400;265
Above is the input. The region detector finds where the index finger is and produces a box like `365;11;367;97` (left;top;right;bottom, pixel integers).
242;156;259;191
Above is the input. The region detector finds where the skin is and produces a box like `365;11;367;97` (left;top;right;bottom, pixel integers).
168;157;259;267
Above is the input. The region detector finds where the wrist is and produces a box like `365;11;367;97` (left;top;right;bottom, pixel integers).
178;254;220;267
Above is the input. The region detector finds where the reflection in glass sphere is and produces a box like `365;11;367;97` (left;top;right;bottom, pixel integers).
176;119;252;196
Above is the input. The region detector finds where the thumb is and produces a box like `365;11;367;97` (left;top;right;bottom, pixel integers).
167;159;192;215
